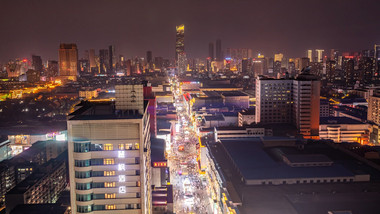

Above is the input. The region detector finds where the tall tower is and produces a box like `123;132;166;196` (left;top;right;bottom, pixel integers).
315;49;324;63
307;49;313;62
208;42;214;61
59;43;78;79
175;24;185;61
109;45;115;74
216;39;222;61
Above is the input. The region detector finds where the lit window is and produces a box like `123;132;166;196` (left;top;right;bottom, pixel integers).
104;144;113;151
104;158;115;165
105;193;116;199
134;143;139;150
118;144;124;150
104;171;115;176
126;143;132;150
105;182;115;188
106;204;116;210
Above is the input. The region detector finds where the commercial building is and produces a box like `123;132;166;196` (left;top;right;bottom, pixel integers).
59;43;78;80
368;92;380;144
319;117;370;143
201;136;377;213
67;85;152;214
255;69;320;138
5;152;67;214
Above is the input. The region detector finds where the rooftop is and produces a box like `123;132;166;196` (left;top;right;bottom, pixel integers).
69;100;148;120
220;138;354;180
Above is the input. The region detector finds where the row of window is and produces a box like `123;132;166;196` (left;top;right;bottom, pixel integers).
75;157;140;167
74;143;139;153
77;204;141;212
261;178;354;185
76;181;141;190
75;170;141;178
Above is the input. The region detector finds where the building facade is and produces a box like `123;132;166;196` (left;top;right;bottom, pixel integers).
68;89;152;214
59;43;78;79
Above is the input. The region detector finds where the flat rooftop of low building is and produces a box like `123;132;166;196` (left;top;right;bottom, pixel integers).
151;137;165;162
204;115;225;121
220;138;354;180
320;117;364;125
69;100;147;120
220;91;248;97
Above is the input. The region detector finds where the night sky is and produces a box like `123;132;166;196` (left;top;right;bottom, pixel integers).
1;0;380;61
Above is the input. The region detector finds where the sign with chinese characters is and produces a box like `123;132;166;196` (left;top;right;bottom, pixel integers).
119;175;126;182
118;164;125;171
119;186;126;193
118;151;125;158
153;161;167;168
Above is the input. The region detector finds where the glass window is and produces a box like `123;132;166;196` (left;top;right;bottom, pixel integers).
104;144;113;151
93;194;105;200
75;171;91;179
93;205;105;211
91;159;103;166
75;160;90;167
118;144;124;150
76;183;91;190
104;171;115;176
76;194;92;201
106;204;116;210
126;143;133;150
74;142;90;153
92;182;104;188
90;144;103;151
134;143;139;150
104;158;115;165
91;171;104;177
77;205;92;213
105;182;115;188
105;193;116;199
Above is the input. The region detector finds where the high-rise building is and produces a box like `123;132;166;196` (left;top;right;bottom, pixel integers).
175;24;185;61
375;44;380;60
146;51;152;63
58;43;78;79
68;84;152;214
88;49;96;68
292;70;320;138
109;45;115;74
216;39;222;61
256;69;320;138
307;50;313;62
47;60;58;78
208;43;214;61
31;55;43;73
99;49;109;74
177;52;187;74
315;49;324;63
255;77;293;124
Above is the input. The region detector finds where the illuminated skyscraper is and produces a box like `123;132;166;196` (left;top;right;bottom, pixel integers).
88;49;96;68
307;49;313;62
315;49;324;63
175;24;185;61
59;43;78;79
216;39;222;61
274;53;284;62
99;49;109;74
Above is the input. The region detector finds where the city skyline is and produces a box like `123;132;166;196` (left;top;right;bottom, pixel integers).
1;0;380;61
